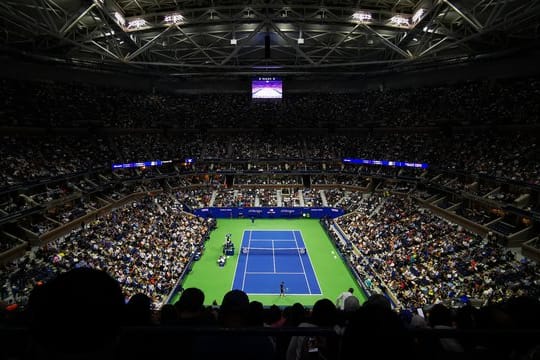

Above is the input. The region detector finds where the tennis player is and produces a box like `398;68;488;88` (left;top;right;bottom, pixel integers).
280;281;286;297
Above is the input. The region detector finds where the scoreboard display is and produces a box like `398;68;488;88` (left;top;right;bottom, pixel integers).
252;77;282;99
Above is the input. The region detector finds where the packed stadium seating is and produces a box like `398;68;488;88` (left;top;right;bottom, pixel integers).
1;75;539;360
1;77;539;128
334;195;539;309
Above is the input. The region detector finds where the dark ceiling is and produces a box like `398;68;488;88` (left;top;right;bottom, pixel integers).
1;0;540;76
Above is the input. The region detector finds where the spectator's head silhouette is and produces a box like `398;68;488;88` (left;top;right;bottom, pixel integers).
28;268;124;356
125;293;152;326
343;296;411;358
283;302;306;327
248;300;265;326
175;287;205;317
364;293;391;311
159;303;178;325
265;304;283;326
428;303;453;327
219;289;250;327
310;298;337;327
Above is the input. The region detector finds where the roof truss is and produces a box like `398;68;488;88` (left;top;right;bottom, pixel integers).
0;0;539;74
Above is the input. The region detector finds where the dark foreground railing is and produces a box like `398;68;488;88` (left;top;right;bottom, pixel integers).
2;326;539;360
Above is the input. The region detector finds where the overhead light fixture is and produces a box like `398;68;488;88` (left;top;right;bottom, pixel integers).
297;29;304;44
389;15;409;26
127;18;146;29
164;14;184;24
230;38;237;45
352;11;372;22
412;8;426;23
114;12;125;26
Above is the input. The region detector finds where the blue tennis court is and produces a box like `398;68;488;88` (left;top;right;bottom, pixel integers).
232;230;322;295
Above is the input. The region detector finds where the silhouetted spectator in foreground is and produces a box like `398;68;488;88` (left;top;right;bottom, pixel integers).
428;303;464;354
276;303;306;359
124;293;153;326
248;300;265;326
193;289;275;360
159;304;178;325
174;287;215;326
265;304;285;327
283;303;306;328
287;298;339;360
342;294;413;359
27;268;124;359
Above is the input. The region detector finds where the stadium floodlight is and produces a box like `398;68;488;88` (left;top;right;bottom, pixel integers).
114;12;126;26
164;14;184;24
297;37;304;44
230;38;237;45
389;15;410;26
128;18;146;29
352;11;372;22
412;8;426;24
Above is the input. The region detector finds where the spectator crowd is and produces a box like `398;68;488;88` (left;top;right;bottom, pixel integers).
335;195;540;309
1;194;214;308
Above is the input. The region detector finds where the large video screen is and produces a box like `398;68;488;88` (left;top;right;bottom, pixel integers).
252;77;282;99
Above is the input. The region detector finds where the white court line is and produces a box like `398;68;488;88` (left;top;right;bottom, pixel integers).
246;272;306;275
230;230;245;291
245;229;299;232
240;229;322;295
249;239;297;242
296;230;323;294
241;230;252;291
246;292;322;296
292;230;312;295
272;239;276;273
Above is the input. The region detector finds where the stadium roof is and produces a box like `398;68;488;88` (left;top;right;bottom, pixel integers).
1;0;540;76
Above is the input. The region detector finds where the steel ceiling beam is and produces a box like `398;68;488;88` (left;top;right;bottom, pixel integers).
125;24;175;61
129;57;409;69
92;0;139;56
59;3;96;36
417;1;540;57
269;21;316;65
89;40;125;61
317;23;361;65
175;25;219;65
397;2;445;49
220;21;266;65
442;0;483;31
361;24;413;58
1;0;539;74
0;1;129;62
